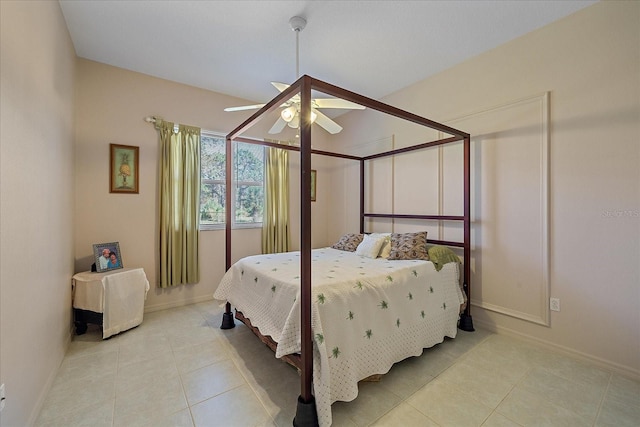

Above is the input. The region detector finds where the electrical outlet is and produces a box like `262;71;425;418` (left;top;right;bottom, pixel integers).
0;383;5;412
550;298;560;312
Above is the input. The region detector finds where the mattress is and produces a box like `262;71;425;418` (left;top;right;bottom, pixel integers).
214;247;464;426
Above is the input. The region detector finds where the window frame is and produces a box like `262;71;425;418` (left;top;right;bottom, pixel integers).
199;131;265;231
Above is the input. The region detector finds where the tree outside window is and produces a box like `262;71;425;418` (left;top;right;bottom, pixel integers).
200;132;264;229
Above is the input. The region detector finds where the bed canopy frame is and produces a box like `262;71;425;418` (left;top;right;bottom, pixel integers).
219;75;473;426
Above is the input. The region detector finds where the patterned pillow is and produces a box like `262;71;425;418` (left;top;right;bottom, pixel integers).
388;231;429;260
331;233;364;252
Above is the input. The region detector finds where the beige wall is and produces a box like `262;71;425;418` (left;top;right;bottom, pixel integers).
0;1;77;425
74;59;251;311
331;1;640;377
1;2;636;425
74;60;333;312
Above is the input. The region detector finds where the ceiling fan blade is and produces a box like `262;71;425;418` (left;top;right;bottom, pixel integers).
223;103;266;112
313;109;343;134
268;117;288;134
313;98;365;110
273;82;300;104
271;82;291;92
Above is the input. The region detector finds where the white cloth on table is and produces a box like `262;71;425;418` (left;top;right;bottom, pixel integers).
72;268;150;339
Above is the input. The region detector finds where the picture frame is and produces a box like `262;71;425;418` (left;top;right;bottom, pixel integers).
311;169;317;202
92;242;123;273
110;144;139;193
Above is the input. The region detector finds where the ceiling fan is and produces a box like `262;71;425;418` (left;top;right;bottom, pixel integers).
223;16;365;134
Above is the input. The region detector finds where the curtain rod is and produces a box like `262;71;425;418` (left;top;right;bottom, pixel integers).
145;116;181;133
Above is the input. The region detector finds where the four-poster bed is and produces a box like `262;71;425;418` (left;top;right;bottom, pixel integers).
214;75;473;427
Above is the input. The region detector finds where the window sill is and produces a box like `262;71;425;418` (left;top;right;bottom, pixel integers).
200;223;263;231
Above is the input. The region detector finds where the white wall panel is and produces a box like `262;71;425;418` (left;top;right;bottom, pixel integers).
447;93;550;325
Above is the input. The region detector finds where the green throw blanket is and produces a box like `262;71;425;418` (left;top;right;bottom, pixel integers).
428;245;462;271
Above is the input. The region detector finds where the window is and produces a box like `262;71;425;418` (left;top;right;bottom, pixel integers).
200;132;264;229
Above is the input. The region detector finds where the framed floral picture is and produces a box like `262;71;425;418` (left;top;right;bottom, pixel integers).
92;242;123;273
110;144;139;193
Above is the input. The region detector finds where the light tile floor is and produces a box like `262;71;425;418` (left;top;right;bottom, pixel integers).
36;300;640;427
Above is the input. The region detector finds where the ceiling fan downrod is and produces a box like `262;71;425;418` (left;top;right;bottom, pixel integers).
289;16;306;79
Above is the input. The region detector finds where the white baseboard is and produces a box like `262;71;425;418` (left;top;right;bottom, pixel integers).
143;294;215;313
474;318;640;382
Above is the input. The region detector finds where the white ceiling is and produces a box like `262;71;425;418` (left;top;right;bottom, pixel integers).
59;0;597;104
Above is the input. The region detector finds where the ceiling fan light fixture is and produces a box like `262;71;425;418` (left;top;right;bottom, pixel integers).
225;15;361;135
287;113;300;128
281;106;297;122
285;110;316;129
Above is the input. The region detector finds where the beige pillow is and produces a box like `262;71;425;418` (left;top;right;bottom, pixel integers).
388;231;429;260
369;233;391;258
355;234;387;258
331;233;363;252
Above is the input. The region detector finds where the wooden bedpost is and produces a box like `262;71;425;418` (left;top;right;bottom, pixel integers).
219;82;303;332
360;159;365;234
294;75;319;426
459;135;474;331
221;135;236;329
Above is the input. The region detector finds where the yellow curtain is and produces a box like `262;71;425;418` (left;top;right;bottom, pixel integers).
157;120;201;287
262;147;290;254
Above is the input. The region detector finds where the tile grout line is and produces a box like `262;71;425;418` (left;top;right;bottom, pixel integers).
533;364;610;424
484;365;533;427
168;325;194;426
224;336;282;426
111;337;121;427
441;333;526;427
591;373;612;427
391;332;497;426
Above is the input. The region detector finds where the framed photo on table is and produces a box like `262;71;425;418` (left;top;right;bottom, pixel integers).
93;242;123;273
110;144;139;193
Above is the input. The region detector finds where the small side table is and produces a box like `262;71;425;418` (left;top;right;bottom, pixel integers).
72;267;150;339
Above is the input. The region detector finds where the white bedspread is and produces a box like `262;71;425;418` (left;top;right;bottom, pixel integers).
214;248;464;427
